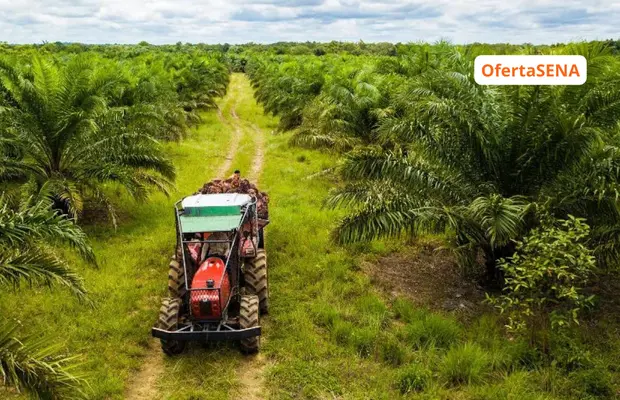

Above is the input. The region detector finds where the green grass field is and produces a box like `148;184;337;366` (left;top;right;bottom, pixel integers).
2;74;619;400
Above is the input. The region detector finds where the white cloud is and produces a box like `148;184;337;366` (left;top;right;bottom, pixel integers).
0;0;617;44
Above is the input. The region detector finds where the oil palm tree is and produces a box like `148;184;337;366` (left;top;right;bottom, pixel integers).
248;57;325;131
0;198;93;399
0;55;175;224
291;66;386;151
169;56;229;112
117;58;190;142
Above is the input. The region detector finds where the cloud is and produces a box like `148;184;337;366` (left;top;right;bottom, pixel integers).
230;7;298;22
248;0;325;6
232;2;441;24
4;14;42;26
0;0;617;44
531;8;605;28
297;4;441;22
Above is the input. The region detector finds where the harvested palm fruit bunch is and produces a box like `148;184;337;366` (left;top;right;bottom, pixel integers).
197;170;269;219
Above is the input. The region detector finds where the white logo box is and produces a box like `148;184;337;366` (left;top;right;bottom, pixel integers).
474;55;587;85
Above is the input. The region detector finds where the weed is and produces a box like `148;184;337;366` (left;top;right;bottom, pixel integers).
392;297;417;323
331;319;354;345
403;310;462;349
467;371;550;400
441;343;490;386
397;363;432;394
570;368;614;399
311;302;339;329
379;333;409;366
349;327;377;358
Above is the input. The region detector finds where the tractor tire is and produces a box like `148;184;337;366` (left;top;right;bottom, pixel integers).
168;260;186;298
258;228;265;249
158;297;186;356
244;250;269;314
174;243;183;261
239;295;260;354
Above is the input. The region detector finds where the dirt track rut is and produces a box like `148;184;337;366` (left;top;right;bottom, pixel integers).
227;79;268;400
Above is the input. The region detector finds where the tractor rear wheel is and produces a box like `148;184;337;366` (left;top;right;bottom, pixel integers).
239;295;260;353
244;250;268;314
168;260;186;298
158;297;185;356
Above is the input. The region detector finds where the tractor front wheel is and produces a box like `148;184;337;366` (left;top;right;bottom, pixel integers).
158;297;186;356
244;250;268;314
239;295;260;354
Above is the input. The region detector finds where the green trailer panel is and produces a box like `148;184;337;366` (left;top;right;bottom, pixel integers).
179;214;243;233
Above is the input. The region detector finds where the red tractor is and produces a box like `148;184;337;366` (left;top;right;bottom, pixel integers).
152;193;268;354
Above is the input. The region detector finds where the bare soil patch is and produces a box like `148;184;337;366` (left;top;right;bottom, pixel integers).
229;85;269;400
125;340;164;400
235;353;270;400
247;123;265;184
217;104;242;177
362;238;487;318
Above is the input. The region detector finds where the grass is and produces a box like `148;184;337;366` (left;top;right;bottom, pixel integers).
400;309;462;350
440;343;491;386
397;363;432;394
2;73;620;399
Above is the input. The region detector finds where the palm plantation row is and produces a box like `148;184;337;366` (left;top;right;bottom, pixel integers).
246;41;620;396
0;48;229;398
248;42;620;274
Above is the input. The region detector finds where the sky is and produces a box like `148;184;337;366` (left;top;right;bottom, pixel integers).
0;0;618;45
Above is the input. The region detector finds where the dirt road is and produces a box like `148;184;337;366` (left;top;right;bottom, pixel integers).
125;74;268;400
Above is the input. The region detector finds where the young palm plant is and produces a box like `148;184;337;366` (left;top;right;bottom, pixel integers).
0;55;175;224
0;198;93;399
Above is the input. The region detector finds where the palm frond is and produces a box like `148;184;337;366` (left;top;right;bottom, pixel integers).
0;198;95;264
467;194;531;248
0;322;87;400
0;246;87;300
